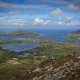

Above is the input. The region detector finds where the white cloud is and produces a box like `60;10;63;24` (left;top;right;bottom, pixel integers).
0;18;29;26
67;4;79;10
52;16;80;26
57;22;63;25
0;16;80;26
33;18;43;25
64;17;73;23
0;17;51;26
33;18;50;25
50;8;63;16
8;11;19;15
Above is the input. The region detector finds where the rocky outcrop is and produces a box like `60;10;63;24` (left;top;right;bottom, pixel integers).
32;58;80;80
43;60;80;80
15;56;80;80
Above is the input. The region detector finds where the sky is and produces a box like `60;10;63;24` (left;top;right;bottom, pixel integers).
0;0;80;29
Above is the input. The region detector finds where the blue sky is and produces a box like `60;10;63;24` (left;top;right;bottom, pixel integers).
0;0;80;29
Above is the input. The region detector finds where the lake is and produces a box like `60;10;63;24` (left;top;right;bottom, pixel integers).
0;29;80;52
1;42;39;52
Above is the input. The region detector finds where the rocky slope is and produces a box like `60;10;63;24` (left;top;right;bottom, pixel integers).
15;55;80;80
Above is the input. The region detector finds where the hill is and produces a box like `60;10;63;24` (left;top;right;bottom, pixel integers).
66;29;80;40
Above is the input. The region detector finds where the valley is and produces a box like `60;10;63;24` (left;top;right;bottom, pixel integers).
0;29;80;80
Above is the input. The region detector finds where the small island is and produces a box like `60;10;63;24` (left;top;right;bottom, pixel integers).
0;30;40;37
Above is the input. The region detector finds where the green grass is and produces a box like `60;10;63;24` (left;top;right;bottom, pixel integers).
0;41;80;80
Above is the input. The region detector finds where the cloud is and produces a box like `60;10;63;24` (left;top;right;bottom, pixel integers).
0;17;29;26
8;11;19;15
33;0;68;4
33;18;50;25
67;4;79;10
0;17;51;26
56;21;63;25
50;8;63;16
55;0;80;3
33;18;43;25
0;15;80;26
0;1;51;10
53;16;80;26
71;0;80;3
32;17;80;26
64;17;73;23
